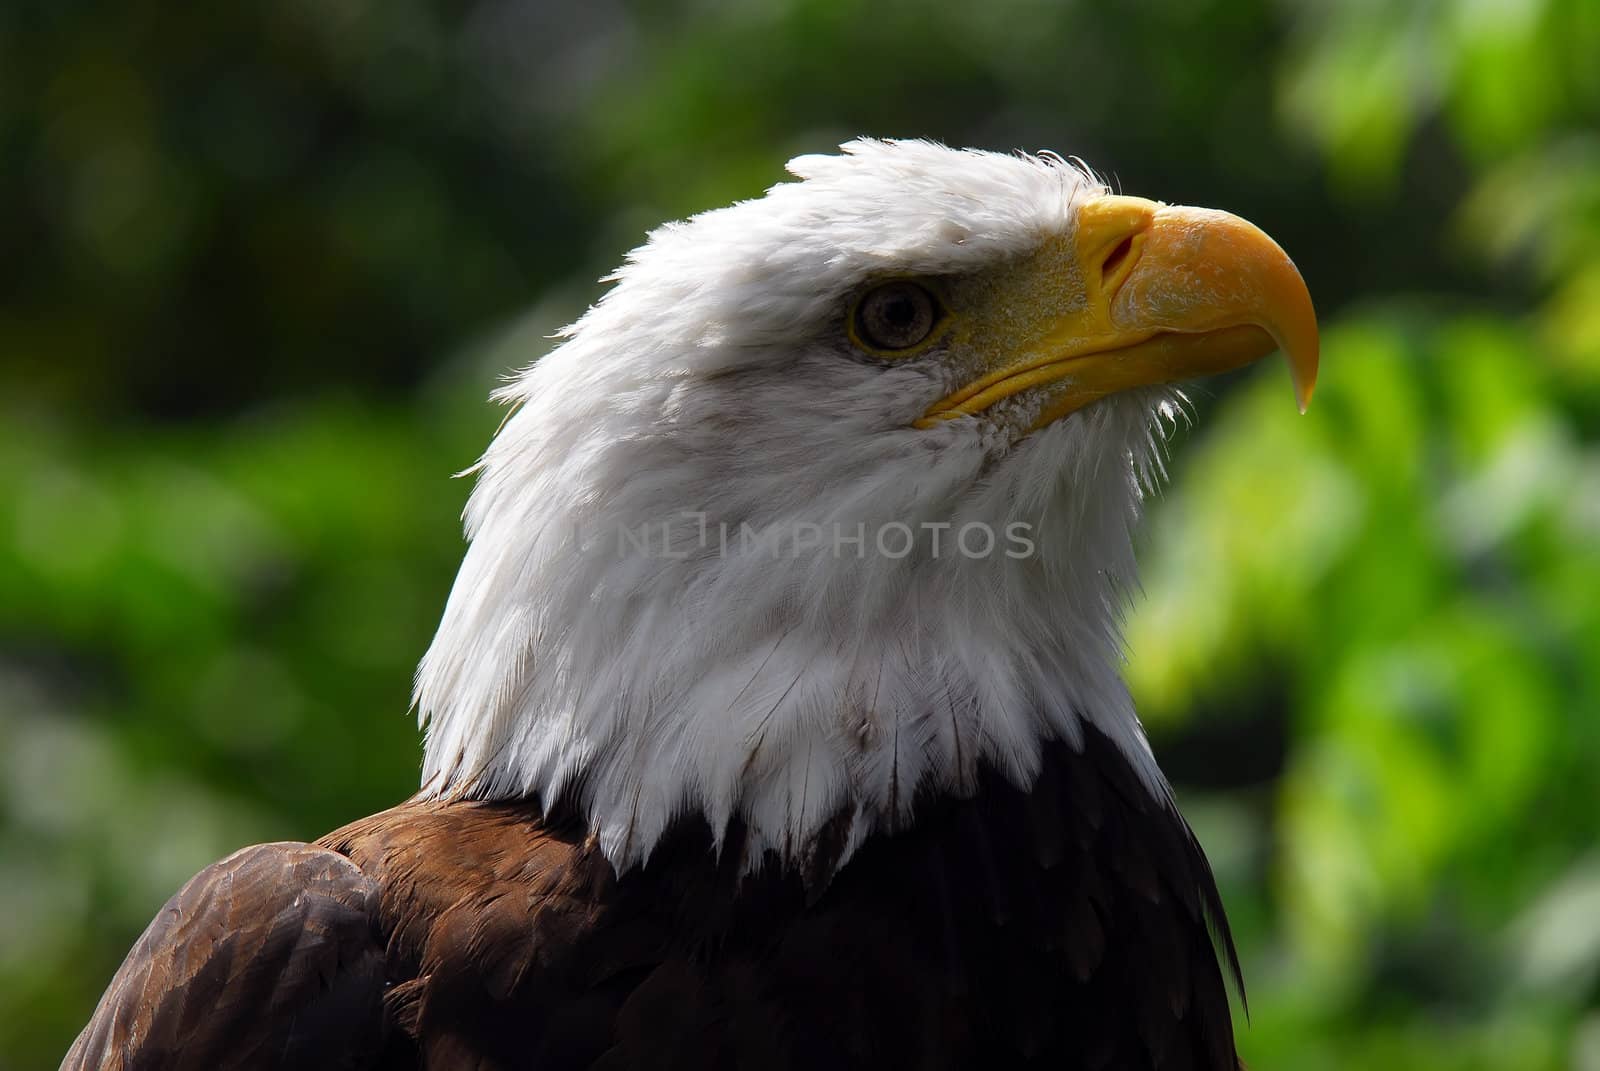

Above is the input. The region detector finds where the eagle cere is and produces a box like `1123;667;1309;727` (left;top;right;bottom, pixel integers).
66;139;1318;1071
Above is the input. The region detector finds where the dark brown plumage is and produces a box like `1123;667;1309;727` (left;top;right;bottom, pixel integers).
64;724;1241;1070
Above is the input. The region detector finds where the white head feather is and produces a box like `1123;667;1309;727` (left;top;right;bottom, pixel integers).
415;140;1181;872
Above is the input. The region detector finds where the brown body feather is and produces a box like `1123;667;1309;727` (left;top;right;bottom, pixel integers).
64;725;1242;1071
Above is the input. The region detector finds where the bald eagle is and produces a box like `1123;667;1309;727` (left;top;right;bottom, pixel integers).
65;140;1317;1071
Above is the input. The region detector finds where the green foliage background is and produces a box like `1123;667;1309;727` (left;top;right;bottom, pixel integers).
4;1;1600;1067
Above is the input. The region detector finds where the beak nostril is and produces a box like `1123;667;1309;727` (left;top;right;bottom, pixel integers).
1101;236;1135;284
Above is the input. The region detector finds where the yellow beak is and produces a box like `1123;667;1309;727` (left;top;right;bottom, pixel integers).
915;196;1319;429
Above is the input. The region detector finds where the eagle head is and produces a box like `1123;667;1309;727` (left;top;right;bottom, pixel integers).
414;139;1317;872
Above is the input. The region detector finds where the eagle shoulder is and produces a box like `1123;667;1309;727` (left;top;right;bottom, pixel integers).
318;799;636;1069
62;842;387;1071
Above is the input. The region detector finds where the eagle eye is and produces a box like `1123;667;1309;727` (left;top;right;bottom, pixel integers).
851;281;941;353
